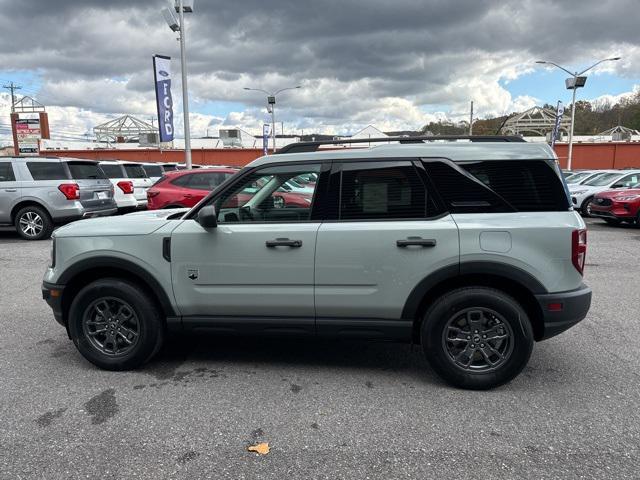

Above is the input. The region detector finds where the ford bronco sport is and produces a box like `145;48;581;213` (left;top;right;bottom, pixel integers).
42;136;591;389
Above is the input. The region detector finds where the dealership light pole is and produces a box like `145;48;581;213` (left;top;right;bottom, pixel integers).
162;0;194;169
243;86;301;153
536;57;620;170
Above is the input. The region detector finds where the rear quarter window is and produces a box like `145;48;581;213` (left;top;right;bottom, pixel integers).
423;159;570;213
67;162;106;179
26;162;69;181
100;164;126;178
143;165;163;177
461;160;570;211
0;162;16;182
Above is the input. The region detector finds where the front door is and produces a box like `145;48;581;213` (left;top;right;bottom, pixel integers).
170;162;325;335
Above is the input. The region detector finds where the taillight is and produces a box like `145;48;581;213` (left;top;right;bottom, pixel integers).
117;181;134;194
58;183;79;200
572;229;587;275
147;190;160;199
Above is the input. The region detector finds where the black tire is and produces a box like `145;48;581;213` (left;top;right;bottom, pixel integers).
581;197;594;217
421;287;534;390
68;278;165;370
14;205;54;240
604;218;621;226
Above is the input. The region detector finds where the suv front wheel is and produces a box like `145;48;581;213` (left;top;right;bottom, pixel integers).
421;287;534;390
68;278;165;370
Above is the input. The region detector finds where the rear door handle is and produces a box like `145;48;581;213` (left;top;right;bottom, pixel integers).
4;189;17;192
266;238;303;248
397;237;437;248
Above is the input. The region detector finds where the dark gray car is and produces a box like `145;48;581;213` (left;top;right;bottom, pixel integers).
0;156;117;240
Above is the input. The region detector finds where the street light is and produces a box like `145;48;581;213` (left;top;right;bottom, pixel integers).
243;85;301;153
162;0;194;169
536;57;621;169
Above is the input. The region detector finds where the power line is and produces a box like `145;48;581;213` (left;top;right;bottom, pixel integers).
2;82;22;113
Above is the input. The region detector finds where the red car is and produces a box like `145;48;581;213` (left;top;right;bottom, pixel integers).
147;168;238;209
590;183;640;225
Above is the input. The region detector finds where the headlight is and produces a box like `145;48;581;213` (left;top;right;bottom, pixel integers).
50;237;56;268
614;195;640;201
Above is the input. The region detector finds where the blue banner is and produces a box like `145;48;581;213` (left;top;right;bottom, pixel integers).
153;55;174;143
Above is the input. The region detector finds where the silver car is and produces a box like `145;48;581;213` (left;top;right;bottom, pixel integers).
0;156;116;240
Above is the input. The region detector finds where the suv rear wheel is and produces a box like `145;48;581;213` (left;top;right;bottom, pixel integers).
15;205;54;240
421;287;533;390
68;278;164;370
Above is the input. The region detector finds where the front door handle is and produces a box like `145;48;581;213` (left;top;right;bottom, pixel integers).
397;237;437;248
266;238;303;248
4;189;17;192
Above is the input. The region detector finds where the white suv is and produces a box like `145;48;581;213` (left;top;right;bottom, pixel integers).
42;136;591;390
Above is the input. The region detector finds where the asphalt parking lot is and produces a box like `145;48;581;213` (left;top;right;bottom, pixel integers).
1;218;639;479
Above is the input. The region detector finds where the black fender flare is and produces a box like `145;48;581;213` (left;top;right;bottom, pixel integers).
57;256;176;317
401;261;547;320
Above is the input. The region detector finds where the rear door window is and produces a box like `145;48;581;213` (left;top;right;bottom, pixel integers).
0;162;16;182
338;161;430;220
67;162;106;179
26;162;69;180
123;164;148;179
100;164;126;178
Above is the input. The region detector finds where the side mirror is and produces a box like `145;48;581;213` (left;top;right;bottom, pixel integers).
197;205;217;229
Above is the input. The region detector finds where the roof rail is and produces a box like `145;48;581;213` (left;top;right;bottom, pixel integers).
276;135;526;154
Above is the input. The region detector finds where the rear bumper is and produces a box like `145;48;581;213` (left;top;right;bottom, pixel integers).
535;284;592;340
42;281;65;326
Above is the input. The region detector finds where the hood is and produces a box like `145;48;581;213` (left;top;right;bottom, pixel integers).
54;211;183;238
569;184;598;193
124;208;188;219
595;188;640;199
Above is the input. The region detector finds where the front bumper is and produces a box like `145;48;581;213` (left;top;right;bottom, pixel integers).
42;281;65;327
535;284;592;340
590;202;638;221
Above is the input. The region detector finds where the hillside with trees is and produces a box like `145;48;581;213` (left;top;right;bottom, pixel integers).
419;89;640;136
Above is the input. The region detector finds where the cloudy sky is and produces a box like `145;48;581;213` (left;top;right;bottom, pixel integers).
0;0;639;142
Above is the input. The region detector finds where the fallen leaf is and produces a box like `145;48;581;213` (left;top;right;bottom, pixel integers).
247;442;270;455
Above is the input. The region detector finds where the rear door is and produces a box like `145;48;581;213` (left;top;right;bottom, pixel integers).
314;160;459;338
65;161;113;210
0;161;20;223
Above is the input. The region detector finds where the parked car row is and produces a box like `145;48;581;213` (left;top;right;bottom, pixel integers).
564;169;640;225
0;156;234;240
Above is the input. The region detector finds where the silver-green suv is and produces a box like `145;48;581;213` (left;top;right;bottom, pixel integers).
42;136;592;389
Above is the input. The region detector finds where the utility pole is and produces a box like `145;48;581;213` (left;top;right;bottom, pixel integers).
469;101;474;135
177;0;192;169
2;82;22;112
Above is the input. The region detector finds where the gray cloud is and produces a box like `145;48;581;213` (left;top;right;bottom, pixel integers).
0;0;637;133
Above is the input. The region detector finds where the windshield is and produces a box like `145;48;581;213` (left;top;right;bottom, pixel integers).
584;173;621;186
565;172;593;183
67;162;106;179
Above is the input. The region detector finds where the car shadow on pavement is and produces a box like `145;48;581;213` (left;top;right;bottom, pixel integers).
147;333;442;385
